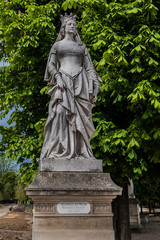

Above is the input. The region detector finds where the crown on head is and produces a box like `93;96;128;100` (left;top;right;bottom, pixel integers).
60;13;76;24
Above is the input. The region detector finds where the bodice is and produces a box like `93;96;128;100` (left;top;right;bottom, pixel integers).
55;41;85;77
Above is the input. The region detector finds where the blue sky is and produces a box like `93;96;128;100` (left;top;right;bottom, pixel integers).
0;112;11;126
0;61;9;67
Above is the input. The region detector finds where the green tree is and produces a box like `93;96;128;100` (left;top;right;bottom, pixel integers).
0;157;17;201
0;156;17;174
3;182;15;201
15;183;27;204
134;163;160;212
0;0;64;184
0;0;160;239
0;171;16;202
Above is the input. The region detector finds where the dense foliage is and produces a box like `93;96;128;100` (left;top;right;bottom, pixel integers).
15;182;27;204
0;0;63;183
0;157;27;202
0;171;16;201
0;0;160;186
134;163;160;207
0;171;27;203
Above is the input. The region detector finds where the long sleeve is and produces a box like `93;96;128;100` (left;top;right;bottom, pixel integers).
44;44;59;85
83;47;101;101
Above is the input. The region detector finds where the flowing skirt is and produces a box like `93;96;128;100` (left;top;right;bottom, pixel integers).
40;68;95;159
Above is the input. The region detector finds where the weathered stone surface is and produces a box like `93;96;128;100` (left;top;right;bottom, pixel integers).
33;230;115;240
31;194;117;240
33;199;113;217
26;171;122;240
26;172;122;195
33;215;113;229
38;157;103;172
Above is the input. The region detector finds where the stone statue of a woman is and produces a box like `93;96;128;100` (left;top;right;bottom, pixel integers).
40;13;101;160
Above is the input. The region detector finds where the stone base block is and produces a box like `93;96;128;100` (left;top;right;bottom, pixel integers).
38;157;103;172
26;172;122;240
33;230;115;240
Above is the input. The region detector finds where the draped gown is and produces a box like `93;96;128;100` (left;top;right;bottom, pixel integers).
40;40;100;160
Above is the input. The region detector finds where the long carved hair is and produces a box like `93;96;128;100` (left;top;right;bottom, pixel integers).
56;19;83;46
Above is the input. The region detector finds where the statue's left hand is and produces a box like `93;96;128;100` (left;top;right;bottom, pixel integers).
56;75;66;90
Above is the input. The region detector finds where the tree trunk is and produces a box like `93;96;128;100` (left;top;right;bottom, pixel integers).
112;184;131;240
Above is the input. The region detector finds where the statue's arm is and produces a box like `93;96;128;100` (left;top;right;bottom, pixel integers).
47;53;58;85
44;45;58;85
83;47;101;102
47;53;59;85
44;44;66;89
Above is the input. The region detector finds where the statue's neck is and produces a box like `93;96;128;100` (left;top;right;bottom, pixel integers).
64;33;74;41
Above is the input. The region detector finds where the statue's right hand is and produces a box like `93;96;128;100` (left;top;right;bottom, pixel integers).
56;75;66;90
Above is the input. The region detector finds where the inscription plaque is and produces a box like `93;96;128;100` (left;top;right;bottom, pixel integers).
57;202;90;214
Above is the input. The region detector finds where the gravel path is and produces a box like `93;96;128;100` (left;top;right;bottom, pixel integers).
0;211;32;240
0;204;15;218
132;216;160;240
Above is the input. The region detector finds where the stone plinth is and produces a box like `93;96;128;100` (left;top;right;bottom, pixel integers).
38;157;103;172
26;172;122;240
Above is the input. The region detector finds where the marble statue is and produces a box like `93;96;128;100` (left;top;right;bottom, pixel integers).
40;13;101;160
128;179;135;198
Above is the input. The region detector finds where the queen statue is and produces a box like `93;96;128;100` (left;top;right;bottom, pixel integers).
40;13;101;160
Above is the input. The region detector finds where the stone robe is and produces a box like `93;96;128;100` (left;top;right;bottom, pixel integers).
40;41;100;160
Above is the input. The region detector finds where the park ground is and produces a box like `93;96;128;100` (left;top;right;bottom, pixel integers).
0;204;160;240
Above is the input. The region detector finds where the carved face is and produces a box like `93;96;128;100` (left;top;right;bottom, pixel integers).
65;20;76;35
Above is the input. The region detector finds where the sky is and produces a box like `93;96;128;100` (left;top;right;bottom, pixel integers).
0;111;12;127
0;60;9;67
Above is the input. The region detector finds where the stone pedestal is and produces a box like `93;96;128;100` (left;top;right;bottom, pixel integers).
26;171;122;240
38;157;103;172
129;198;141;229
